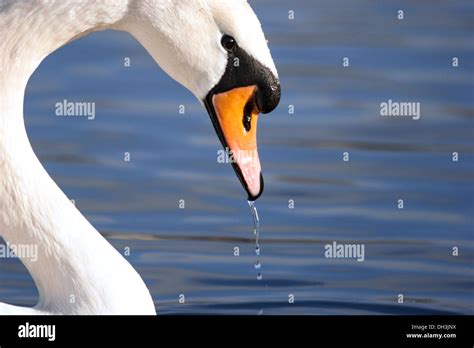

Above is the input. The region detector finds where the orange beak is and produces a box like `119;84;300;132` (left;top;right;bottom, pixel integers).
210;86;263;200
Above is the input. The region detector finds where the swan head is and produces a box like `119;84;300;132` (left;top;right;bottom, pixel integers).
125;0;280;200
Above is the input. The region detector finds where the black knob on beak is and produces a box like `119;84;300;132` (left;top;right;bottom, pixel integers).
255;78;281;114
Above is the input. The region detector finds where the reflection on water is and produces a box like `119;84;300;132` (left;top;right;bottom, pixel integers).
0;0;473;314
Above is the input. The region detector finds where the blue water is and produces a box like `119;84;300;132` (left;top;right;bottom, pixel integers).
0;0;473;314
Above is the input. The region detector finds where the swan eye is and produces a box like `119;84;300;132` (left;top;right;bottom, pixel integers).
221;35;236;51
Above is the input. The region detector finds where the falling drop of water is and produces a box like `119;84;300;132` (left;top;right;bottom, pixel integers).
248;200;260;242
248;201;261;281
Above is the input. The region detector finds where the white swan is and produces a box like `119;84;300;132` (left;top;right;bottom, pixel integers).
0;0;280;314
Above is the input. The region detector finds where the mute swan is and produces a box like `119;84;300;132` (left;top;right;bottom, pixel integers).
0;0;280;314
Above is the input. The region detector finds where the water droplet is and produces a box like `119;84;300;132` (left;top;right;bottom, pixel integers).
248;201;263;281
248;201;260;229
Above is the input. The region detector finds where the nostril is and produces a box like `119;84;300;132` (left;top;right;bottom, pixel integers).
243;99;254;132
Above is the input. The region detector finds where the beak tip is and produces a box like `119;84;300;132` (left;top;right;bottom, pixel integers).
247;173;264;201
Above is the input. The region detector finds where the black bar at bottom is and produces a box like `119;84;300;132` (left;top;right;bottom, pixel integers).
0;315;471;346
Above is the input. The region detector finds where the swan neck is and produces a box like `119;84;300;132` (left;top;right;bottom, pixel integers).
0;1;155;314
